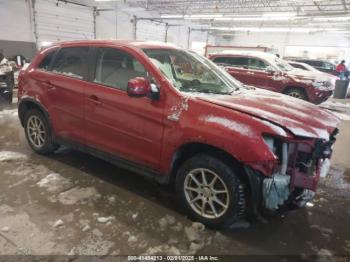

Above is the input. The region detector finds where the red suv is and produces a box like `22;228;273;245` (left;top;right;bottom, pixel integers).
18;41;339;228
210;51;334;104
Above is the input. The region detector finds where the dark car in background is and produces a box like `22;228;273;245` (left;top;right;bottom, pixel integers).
210;51;334;104
288;61;339;85
0;61;15;106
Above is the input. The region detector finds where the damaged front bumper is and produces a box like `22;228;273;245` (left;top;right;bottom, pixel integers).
245;128;338;213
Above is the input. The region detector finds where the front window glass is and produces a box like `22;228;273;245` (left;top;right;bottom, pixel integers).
94;48;149;91
143;49;241;94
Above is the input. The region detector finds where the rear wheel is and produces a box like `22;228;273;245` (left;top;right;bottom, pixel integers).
24;109;57;154
176;154;246;228
284;88;307;101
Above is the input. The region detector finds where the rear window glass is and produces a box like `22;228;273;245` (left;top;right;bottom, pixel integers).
213;57;228;64
290;63;304;69
213;56;248;68
51;47;89;80
248;58;267;70
303;60;322;67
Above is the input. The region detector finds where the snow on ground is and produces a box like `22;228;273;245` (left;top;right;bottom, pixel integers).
37;173;74;193
0;211;67;255
0;151;27;162
68;228;114;256
53;187;101;205
0;109;18;119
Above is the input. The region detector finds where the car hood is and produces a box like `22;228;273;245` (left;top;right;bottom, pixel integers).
193;89;340;140
286;69;329;82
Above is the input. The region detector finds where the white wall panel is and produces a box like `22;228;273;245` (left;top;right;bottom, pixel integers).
0;0;34;42
215;32;350;58
34;0;94;45
136;20;166;42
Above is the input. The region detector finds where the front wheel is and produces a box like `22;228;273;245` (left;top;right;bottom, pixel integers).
284;88;307;101
176;154;246;228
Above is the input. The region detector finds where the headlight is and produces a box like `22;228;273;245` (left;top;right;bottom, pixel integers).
312;81;323;89
263;135;289;175
263;136;276;154
313;80;332;90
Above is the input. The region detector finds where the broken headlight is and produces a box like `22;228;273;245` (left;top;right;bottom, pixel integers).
263;135;289;175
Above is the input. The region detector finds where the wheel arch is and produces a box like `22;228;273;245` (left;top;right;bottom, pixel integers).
168;142;248;187
283;86;309;100
18;98;50;127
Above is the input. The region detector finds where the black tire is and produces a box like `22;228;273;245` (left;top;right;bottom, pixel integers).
176;154;246;228
284;88;308;101
24;109;57;154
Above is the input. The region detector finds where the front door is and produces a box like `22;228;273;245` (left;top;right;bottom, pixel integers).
84;47;164;170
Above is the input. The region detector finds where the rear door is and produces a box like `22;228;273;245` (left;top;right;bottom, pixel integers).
83;46;164;170
214;56;256;86
45;46;89;143
245;57;269;89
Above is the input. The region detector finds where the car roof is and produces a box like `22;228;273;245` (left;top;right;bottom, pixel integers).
211;50;281;65
47;40;179;50
212;50;277;60
287;61;306;66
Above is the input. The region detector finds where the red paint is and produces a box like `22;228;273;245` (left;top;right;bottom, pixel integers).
126;77;151;97
18;40;340;189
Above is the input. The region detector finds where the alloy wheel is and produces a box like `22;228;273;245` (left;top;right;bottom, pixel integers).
184;168;230;219
288;91;302;98
27;115;46;148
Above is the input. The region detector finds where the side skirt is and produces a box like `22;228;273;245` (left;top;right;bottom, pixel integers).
55;137;170;185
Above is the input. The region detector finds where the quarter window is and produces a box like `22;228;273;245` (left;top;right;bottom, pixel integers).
323;62;335;70
51;47;89;80
38;50;56;71
94;48;148;90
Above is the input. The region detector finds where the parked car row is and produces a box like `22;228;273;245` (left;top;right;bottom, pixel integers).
284;58;338;76
209;51;335;104
17;41;340;227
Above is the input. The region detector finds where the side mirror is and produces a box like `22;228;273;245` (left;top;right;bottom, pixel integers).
265;66;276;75
127;77;150;98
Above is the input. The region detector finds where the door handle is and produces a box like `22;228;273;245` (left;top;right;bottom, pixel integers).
247;72;255;75
88;95;102;105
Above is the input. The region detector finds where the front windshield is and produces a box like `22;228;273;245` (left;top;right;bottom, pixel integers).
143;48;242;94
274;57;294;72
